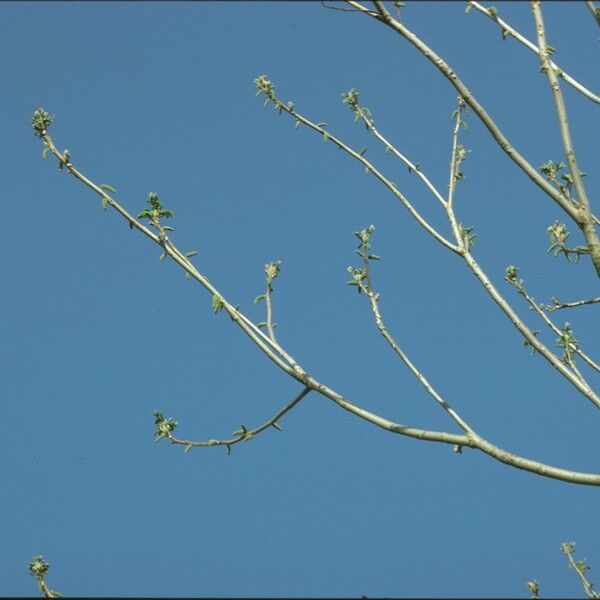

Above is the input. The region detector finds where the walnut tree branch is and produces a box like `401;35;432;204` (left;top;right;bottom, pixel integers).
532;0;600;277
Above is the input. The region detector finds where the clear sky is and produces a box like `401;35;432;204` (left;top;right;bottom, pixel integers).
3;1;600;597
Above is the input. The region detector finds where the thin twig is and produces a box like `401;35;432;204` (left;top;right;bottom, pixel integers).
586;1;600;28
167;386;311;450
358;280;476;435
463;250;600;410
274;100;460;254
561;542;600;599
446;96;469;247
548;296;600;311
526;294;600;375
352;103;448;209
321;0;377;15
41;134;306;383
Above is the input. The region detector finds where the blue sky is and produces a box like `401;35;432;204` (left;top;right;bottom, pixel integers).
3;1;600;596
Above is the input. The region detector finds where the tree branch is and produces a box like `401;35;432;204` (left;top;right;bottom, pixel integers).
164;386;311;451
531;0;600;277
254;77;460;254
35;116;600;485
585;0;600;28
350;1;582;228
547;296;600;311
467;1;600;104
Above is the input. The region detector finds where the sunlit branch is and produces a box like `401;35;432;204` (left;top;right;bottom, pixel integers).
586;0;600;28
468;1;600;104
264;97;460;254
446;96;469;247
37;126;476;452
532;0;600;277
561;542;600;599
548;296;600;311
35;108;600;485
348;0;580;225
41;134;308;384
352;103;448;210
357;282;476;435
515;280;600;376
463;251;600;410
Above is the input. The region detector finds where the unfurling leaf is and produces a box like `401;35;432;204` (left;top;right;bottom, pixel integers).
212;294;224;314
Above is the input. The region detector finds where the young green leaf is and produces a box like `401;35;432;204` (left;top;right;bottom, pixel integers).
212;294;224;314
99;184;117;194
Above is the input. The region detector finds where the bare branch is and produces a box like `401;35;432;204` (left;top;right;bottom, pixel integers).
347;92;448;210
36;120;600;485
506;274;600;375
561;542;600;599
468;1;600;104
586;0;600;28
40;133;308;384
321;0;377;15
254;78;461;254
351;1;582;228
548;296;600;311
464;251;600;410
532;0;600;277
165;386;311;451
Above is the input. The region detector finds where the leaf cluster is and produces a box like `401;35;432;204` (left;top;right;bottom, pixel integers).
153;410;178;441
31;108;54;137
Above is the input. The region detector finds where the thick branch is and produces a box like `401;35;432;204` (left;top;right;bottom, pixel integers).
166;386;311;449
348;1;580;224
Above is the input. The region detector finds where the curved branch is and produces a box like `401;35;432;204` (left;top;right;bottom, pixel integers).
166;386;311;450
349;0;579;224
37;122;600;486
